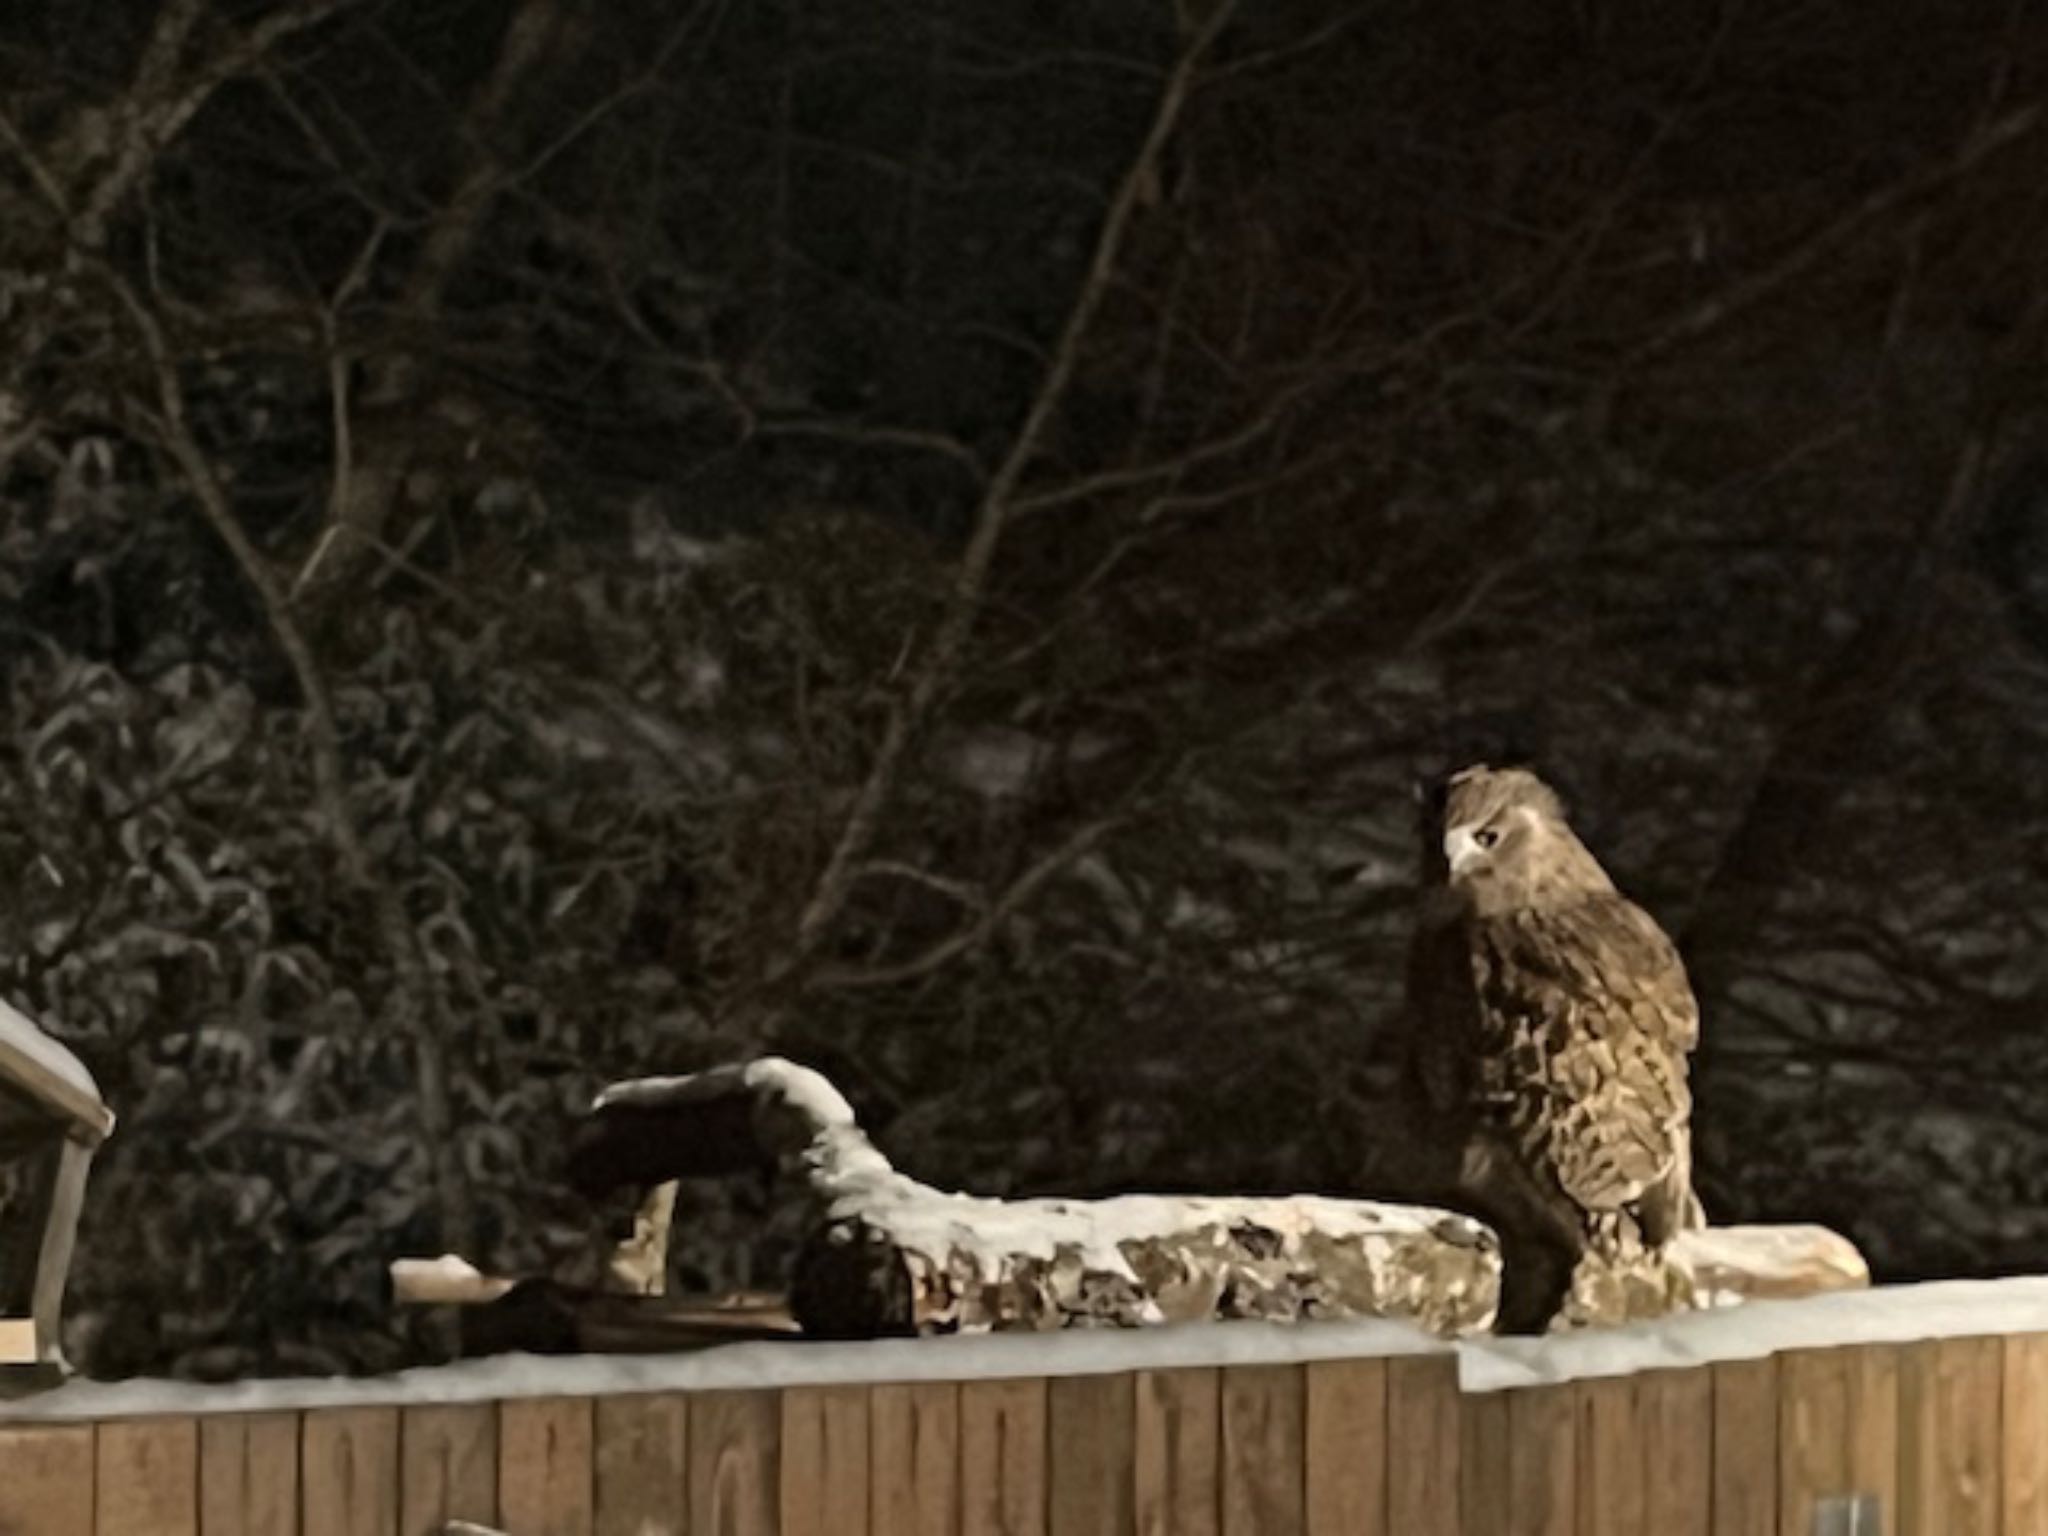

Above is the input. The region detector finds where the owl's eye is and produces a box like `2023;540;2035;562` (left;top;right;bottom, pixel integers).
1474;828;1501;850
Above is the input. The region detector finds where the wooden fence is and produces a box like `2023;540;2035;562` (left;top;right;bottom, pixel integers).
2;1332;2046;1534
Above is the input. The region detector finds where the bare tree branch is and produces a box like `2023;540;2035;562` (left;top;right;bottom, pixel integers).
294;0;572;611
1625;104;2043;369
784;0;1244;968
62;0;370;244
85;247;478;1254
809;812;1129;990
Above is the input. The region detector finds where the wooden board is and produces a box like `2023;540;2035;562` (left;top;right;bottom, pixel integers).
1135;1368;1219;1536
0;1424;94;1536
1388;1355;1460;1536
1778;1346;1898;1536
1305;1359;1386;1536
1221;1365;1304;1536
2006;1334;2048;1536
688;1391;779;1536
961;1377;1048;1536
1898;1336;2001;1536
871;1382;959;1536
1459;1390;1511;1536
500;1397;595;1536
593;1394;687;1536
0;1020;115;1137
1642;1369;1712;1536
201;1413;301;1536
1575;1376;1646;1536
1508;1387;1576;1536
1048;1374;1136;1536
99;1417;200;1536
301;1407;400;1536
782;1385;871;1536
1778;1348;1839;1532
398;1404;496;1536
1710;1357;1777;1536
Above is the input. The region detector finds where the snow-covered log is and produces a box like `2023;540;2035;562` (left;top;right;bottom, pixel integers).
566;1057;1869;1339
1676;1221;1868;1304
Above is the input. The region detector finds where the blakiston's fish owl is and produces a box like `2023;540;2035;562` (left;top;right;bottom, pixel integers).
1405;764;1700;1333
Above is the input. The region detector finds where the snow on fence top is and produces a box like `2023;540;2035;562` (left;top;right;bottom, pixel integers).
10;1275;2048;1421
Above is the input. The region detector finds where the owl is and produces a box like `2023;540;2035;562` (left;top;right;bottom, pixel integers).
1404;764;1700;1333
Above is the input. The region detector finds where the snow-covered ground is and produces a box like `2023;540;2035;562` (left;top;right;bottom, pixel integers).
7;1277;2048;1420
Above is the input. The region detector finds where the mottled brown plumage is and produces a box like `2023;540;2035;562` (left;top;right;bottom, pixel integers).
1405;764;1699;1332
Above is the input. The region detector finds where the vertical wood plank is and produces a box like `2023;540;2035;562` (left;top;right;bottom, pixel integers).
1135;1369;1219;1536
872;1382;959;1536
1846;1344;1900;1518
1305;1359;1386;1536
1576;1376;1646;1536
399;1405;496;1536
961;1378;1048;1536
782;1385;871;1536
1898;1336;2001;1536
1778;1346;1898;1536
202;1414;301;1536
1711;1357;1777;1536
1221;1365;1305;1536
0;1424;95;1536
1049;1374;1136;1536
302;1408;400;1536
1507;1387;1576;1536
1779;1349;1847;1535
688;1391;780;1536
1899;1343;1937;1536
1643;1369;1713;1536
594;1394;687;1536
500;1398;594;1536
100;1418;201;1536
1388;1355;1460;1536
2006;1334;2048;1536
1459;1391;1511;1536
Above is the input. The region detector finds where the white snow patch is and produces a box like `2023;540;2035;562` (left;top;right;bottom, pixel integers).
9;1277;2048;1420
595;1058;858;1128
941;727;1049;800
1457;1275;2048;1393
390;1256;515;1306
0;1318;1446;1423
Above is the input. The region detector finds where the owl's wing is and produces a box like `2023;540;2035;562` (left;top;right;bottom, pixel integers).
1601;895;1701;1054
1475;896;1698;1218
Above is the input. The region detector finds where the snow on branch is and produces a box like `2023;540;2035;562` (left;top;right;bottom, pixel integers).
552;1057;1866;1341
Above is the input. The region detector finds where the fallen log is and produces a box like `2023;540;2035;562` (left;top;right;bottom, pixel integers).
555;1057;1867;1339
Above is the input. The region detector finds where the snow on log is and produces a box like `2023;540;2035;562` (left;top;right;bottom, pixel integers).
391;1255;516;1307
567;1057;1869;1339
579;1058;1499;1337
1675;1221;1869;1304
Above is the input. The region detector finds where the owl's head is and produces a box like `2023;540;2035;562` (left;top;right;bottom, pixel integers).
1426;763;1612;910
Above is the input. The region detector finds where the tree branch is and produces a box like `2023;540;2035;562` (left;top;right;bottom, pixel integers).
784;0;1243;967
810;813;1129;991
1625;104;2042;369
96;253;477;1254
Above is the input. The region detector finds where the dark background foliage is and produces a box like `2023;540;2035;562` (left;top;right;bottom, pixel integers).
4;0;2048;1377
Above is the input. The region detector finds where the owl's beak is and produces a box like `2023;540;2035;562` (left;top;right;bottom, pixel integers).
1444;826;1483;874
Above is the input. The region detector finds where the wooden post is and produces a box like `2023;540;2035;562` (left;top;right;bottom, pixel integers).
1135;1369;1220;1536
